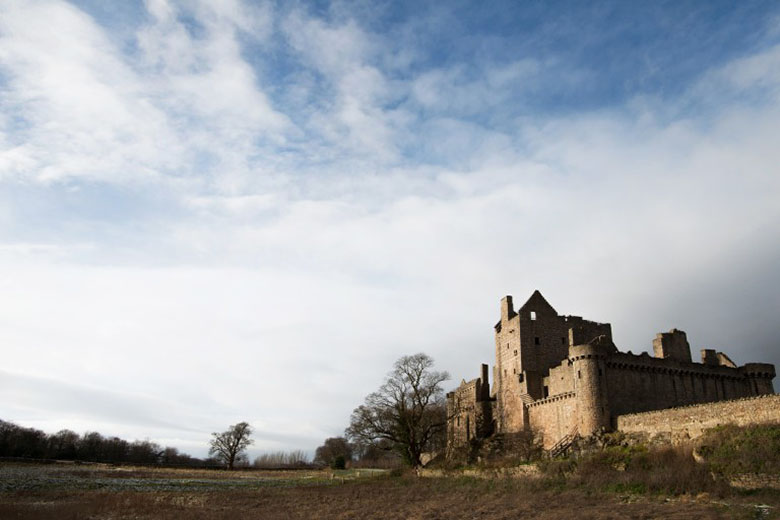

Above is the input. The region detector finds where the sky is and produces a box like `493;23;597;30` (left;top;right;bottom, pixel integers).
1;0;779;459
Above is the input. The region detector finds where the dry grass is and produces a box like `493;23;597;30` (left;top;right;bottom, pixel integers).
562;444;730;496
1;463;778;519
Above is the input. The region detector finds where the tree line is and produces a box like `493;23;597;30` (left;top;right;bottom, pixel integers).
3;352;450;471
0;419;209;466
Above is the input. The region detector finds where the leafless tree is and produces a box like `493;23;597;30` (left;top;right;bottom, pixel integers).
209;422;254;470
253;450;310;468
346;353;449;468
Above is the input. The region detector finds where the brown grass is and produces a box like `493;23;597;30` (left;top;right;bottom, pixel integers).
564;444;731;496
1;463;777;519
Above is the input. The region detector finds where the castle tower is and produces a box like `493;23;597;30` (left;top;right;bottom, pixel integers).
570;342;611;436
740;363;776;395
653;329;692;363
494;295;523;432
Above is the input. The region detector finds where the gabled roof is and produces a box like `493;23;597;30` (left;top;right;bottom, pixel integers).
518;289;558;315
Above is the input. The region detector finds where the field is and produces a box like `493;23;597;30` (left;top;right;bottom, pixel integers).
1;462;778;519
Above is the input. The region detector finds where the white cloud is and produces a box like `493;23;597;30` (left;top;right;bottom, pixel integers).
0;0;291;192
0;0;175;183
281;10;405;164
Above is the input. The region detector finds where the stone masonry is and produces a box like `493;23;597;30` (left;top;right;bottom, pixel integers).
446;291;777;454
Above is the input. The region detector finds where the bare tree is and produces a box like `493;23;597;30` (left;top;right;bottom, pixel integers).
254;450;310;469
346;353;449;468
209;422;254;470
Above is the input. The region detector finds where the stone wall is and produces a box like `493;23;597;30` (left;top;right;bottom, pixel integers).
546;361;574;396
447;379;479;449
615;394;780;443
604;351;760;417
516;291;570;378
527;392;577;448
446;366;494;452
494;296;524;431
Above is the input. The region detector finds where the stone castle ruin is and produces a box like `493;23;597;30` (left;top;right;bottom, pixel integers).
446;291;777;455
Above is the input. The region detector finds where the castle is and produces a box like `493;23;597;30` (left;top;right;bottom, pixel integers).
446;291;777;454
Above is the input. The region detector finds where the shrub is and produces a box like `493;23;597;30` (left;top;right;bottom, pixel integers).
697;424;780;477
574;444;725;496
332;455;346;470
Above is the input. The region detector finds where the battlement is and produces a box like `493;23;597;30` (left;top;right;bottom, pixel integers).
527;391;575;408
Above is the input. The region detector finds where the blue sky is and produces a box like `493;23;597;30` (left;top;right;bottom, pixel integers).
1;0;779;458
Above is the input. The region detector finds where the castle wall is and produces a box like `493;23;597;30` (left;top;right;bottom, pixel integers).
446;367;495;452
616;394;780;443
447;380;477;449
565;316;613;347
547;361;574;396
527;392;577;449
604;352;768;418
516;292;570;377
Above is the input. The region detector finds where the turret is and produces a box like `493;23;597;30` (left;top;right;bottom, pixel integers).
653;329;692;363
570;340;611;436
739;363;776;395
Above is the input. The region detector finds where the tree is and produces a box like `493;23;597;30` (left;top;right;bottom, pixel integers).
48;429;79;460
314;437;353;469
346;353;449;468
253;450;309;469
209;422;254;470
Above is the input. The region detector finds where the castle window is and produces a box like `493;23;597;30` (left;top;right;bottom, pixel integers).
514;350;517;356
578;370;581;379
513;368;516;374
534;337;540;345
530;311;537;320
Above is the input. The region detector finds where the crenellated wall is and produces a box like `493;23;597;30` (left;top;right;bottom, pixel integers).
604;352;772;418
